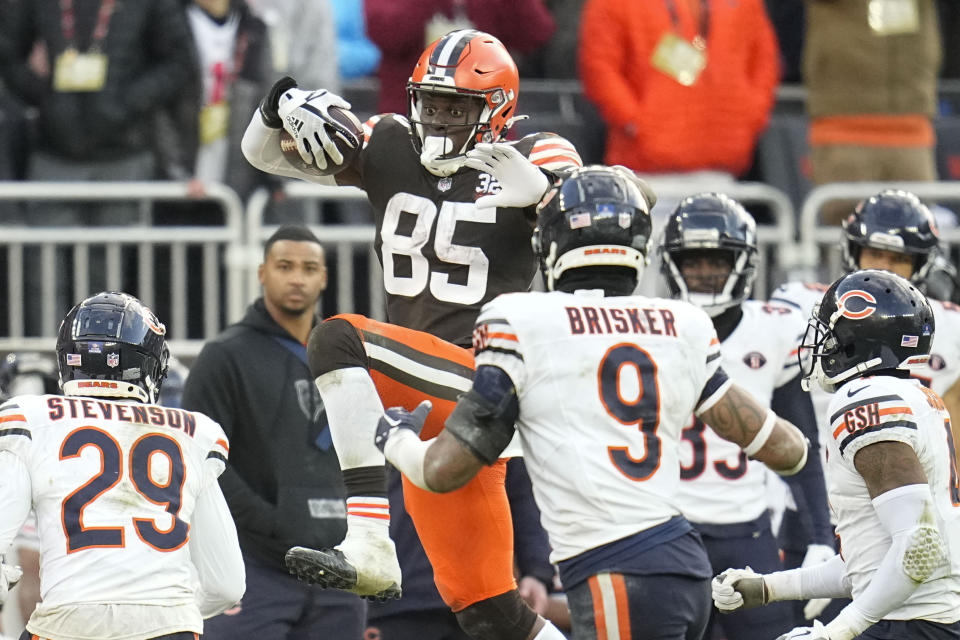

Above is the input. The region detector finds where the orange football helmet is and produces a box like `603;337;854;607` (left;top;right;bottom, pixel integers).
407;29;520;153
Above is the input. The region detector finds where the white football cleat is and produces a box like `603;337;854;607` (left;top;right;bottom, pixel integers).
285;530;401;601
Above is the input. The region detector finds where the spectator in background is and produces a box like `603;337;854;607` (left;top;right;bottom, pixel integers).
0;0;196;334
578;0;779;296
517;0;587;79
156;0;274;203
0;0;194;223
329;0;380;81
940;0;960;80
579;0;779;186
365;0;555;114
246;0;340;91
181;225;366;639
765;0;804;83
804;0;942;224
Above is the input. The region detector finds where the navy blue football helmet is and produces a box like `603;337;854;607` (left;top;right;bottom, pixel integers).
56;292;169;403
842;190;939;284
659;192;758;317
799;270;934;393
532;165;653;291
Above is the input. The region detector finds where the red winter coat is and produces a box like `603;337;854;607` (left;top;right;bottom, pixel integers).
579;0;780;175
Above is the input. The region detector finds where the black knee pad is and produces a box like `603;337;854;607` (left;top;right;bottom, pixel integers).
307;317;369;377
454;590;538;640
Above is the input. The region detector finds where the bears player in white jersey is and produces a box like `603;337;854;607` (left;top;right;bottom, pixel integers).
772;189;960;470
373;166;810;640
658;193;834;639
771;190;960;621
0;292;244;640
713;269;960;640
242;28;586;640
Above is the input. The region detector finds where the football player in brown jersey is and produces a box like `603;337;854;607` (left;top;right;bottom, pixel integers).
242;29;596;640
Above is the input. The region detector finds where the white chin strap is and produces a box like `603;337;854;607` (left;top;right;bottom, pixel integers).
420;135;469;177
62;379;151;403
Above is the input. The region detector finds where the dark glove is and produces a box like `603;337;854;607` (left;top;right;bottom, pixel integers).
259;76;299;129
374;400;432;454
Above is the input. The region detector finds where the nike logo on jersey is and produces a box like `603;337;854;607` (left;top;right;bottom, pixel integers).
846;385;868;398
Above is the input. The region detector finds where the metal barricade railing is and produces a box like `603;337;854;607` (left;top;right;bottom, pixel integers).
798;181;960;280
247;180;796;308
0;181;246;358
245;183;385;320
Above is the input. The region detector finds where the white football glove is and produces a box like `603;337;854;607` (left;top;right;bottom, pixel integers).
801;543;836;620
277;87;357;171
775;619;831;640
463;142;550;209
711;566;766;613
0;562;23;604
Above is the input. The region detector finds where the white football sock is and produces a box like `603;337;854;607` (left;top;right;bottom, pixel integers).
532;620;567;640
315;367;385;469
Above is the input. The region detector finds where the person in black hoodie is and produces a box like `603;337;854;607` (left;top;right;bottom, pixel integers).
181;224;366;639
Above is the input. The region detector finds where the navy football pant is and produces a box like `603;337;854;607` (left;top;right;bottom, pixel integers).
857;620;960;639
566;572;709;640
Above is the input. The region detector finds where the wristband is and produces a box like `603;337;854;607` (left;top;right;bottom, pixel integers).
743;409;777;456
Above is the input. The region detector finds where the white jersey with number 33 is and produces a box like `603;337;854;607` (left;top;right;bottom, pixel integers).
473;289;730;562
675;300;806;525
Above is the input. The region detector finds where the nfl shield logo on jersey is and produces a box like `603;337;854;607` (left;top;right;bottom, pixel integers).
438;177;452;192
106;353;120;368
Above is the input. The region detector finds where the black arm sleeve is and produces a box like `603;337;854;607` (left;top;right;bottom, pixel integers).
445;366;519;465
506;458;554;590
773;374;833;546
181;342;278;538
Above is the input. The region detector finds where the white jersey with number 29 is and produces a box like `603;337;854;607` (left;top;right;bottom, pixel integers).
0;394;233;639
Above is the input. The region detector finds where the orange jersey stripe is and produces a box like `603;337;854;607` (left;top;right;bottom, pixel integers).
0;414;26;423
488;332;518;342
588;576;609;639
215;438;230;453
531;153;583;168
833;423;847;440
531;141;578;153
349;502;390;510
610;573;632;639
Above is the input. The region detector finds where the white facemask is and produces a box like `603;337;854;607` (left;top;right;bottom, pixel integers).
420;135;467;177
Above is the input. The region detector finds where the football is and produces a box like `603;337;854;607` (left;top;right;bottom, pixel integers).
279;106;364;176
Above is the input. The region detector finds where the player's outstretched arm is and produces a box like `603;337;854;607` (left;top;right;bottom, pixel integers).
188;478;246;618
374;401;487;493
241;76;359;185
699;383;808;475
